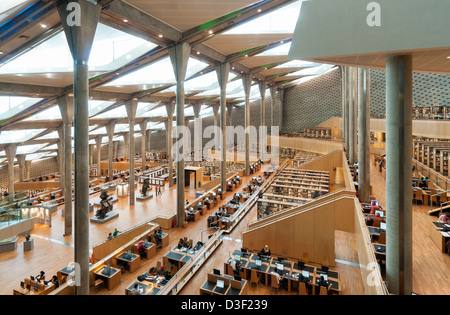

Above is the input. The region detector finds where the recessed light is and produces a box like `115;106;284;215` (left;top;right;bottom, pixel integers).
123;19;128;22
447;56;450;59
209;30;213;34
281;41;284;44
258;9;262;12
116;73;120;75
197;51;200;55
0;51;3;55
158;34;163;38
40;24;47;28
245;55;248;58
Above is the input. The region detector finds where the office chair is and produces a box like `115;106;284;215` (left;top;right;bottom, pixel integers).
250;269;260;287
270;274;281;293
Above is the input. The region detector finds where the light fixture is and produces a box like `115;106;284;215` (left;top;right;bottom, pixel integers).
123;19;128;22
447;56;450;59
40;24;47;28
0;51;3;55
197;51;200;55
281;41;284;44
209;30;213;34
245;55;248;58
158;34;163;38
258;9;262;12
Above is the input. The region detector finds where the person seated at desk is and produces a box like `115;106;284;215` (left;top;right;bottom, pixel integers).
185;209;194;222
418;177;428;189
230;197;239;205
227;181;233;191
193;241;204;251
44;275;59;289
270;269;287;290
176;238;185;249
372;212;383;226
130;283;142;295
369;201;379;214
298;273;312;295
197;202;203;209
152;230;162;247
137;241;146;256
443;213;450;224
35;271;46;282
259;245;271;257
316;275;332;295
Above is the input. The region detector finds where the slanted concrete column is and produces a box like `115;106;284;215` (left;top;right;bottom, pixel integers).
57;127;65;191
5;145;16;203
345;67;351;153
242;73;252;176
17;155;26;183
165;102;175;187
95;136;102;177
146;130;152;152
358;68;370;203
258;81;267;160
89;144;95;167
106;122;115;178
57;0;101;295
125;100;138;206
279;88;285;132
349;67;358;164
216;63;230;192
25;161;31;180
193;104;202;162
57;94;74;236
342;66;349;152
169;42;191;227
385;55;413;296
113;141;119;160
140;120;147;171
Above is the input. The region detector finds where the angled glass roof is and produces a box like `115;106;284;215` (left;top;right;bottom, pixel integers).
95;105;128;119
0;96;43;120
26;152;52;161
257;42;291;57
290;64;336;76
224;1;302;35
103;57;209;87
0;129;45;144
141;106;167;118
90;127;107;135
274;60;322;69
137;102;158;117
24;105;61;121
89;100;115;117
16;144;48;155
0;0;29;21
0;23;157;75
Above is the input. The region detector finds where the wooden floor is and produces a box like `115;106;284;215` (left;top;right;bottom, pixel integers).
1;156;378;296
370;155;450;295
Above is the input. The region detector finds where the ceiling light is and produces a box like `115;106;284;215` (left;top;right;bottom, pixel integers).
158;34;163;38
123;19;128;22
447;56;450;59
197;52;200;55
209;30;213;34
40;24;47;28
0;51;3;55
258;9;262;12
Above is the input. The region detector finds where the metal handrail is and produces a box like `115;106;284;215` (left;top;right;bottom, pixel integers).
430;190;450;212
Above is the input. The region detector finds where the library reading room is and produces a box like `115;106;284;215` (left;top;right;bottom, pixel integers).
0;0;449;299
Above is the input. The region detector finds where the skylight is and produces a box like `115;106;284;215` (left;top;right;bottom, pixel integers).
274;60;322;69
0;129;46;144
23;105;61;121
95;106;128;119
257;42;291;56
16;144;48;155
290;64;336;76
224;1;302;35
0;96;43;120
0;0;28;20
0;23;157;75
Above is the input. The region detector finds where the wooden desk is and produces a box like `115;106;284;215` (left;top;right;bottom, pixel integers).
163;250;192;270
116;252;141;273
125;281;160;295
429;221;450;253
133;242;156;259
94;267;121;290
13;282;55;295
200;273;248;295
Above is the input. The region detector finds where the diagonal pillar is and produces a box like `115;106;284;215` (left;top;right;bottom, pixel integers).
57;0;101;295
57;126;65;192
5;145;17;203
242;73;252;176
386;55;413;296
89;144;95;167
216;62;230;192
17;155;26;183
113;141;119;160
270;85;277;135
122;133;129;160
278;88;285;132
106;122;115;178
125;100;138;206
146;129;152;152
58;94;74;236
169;42;191;228
165;102;175;187
213;104;220;153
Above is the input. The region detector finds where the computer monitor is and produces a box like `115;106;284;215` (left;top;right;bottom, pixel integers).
127;250;132;256
276;263;284;271
235;255;241;261
255;260;262;267
380;222;387;230
30;276;35;281
26;284;31;291
322;274;328;281
371;200;379;206
241;248;247;254
234;275;242;281
217;280;225;289
321;265;329;273
277;257;285;262
20;281;24;289
213;269;221;276
302;270;309;278
375;210;384;218
298;261;305;270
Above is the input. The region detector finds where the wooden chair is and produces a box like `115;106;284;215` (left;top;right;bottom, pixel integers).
414;189;424;205
250;269;260;287
270;274;280;293
299;281;307;295
378;231;386;245
319;286;328;295
94;278;104;288
373;219;382;228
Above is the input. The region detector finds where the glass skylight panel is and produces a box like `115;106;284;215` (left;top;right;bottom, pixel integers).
136;102;158;117
43;144;58;150
0;23;157;74
23;105;62;121
95;105;128;119
142;106;167;118
103;57;208;87
257;42;291;56
0;0;29;21
290;64;335;76
0;129;45;144
89;100;115;116
90;127;107;135
274;60;322;69
0;96;43;120
224;1;302;35
26;152;49;161
16;144;48;155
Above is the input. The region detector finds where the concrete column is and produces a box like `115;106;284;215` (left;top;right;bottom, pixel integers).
193;104;202;162
185;118;191;162
344;67;350;153
352;67;358;163
17;155;26;182
169;42;191;228
227;104;233;128
89;144;95;167
95;136;102;177
57;127;65;192
358;68;370;203
58;94;74;236
122;133;129;160
5;145;16;203
106;122;115;178
113;141;119;160
348;67;356;164
125;100;138;206
213;104;220;153
146;130;152;152
216;63;230;192
25;161;31;180
140;121;147;171
258;81;267;160
165;102;175;187
385;55;413;296
57;0;101;295
270;85;277;134
226;105;233;154
242;74;252;176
